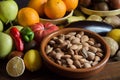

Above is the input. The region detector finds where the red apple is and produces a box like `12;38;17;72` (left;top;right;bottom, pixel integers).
30;22;59;43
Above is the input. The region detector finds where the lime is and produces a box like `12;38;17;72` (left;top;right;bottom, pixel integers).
23;49;42;72
107;29;120;44
6;56;25;77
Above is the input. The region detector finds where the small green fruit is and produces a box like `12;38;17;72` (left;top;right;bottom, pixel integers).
0;32;13;58
0;0;18;23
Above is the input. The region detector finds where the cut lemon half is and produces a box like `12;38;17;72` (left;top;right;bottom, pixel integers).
6;56;25;77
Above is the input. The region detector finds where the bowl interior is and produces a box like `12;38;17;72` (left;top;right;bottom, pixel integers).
41;28;110;73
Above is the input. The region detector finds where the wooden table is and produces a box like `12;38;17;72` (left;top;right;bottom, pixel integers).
0;60;120;80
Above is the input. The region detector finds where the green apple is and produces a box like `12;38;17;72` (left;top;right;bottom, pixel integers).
5;25;23;34
0;20;3;31
0;32;13;59
0;0;18;23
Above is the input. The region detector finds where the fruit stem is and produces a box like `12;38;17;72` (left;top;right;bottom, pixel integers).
10;21;13;26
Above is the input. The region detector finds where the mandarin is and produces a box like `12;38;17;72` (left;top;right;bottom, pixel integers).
44;0;66;19
28;0;47;17
17;7;40;27
63;0;78;11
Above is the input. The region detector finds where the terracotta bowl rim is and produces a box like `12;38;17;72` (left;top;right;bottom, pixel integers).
41;28;110;73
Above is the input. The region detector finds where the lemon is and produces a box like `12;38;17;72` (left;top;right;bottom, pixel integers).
6;56;25;77
107;29;120;44
23;49;42;72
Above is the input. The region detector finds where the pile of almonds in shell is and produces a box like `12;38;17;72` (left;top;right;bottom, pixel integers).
45;31;104;69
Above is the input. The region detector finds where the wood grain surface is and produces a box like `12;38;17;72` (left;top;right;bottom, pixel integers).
0;60;120;80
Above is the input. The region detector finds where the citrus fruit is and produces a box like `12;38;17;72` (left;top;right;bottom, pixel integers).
107;29;120;44
23;49;42;72
17;7;40;27
63;0;78;11
28;0;47;17
6;56;25;77
44;0;66;19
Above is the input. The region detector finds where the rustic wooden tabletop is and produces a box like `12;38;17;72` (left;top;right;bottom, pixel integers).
0;60;120;80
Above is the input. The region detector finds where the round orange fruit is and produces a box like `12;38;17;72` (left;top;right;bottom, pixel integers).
63;0;78;11
28;0;47;17
44;0;66;19
17;7;40;27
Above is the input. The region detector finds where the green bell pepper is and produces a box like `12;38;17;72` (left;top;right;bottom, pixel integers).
20;27;34;42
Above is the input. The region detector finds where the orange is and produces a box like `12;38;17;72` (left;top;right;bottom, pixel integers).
44;0;66;19
28;0;47;17
17;7;40;27
63;0;78;11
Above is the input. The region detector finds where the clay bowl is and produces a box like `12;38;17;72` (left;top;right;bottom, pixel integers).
40;28;110;78
81;7;120;17
40;10;73;25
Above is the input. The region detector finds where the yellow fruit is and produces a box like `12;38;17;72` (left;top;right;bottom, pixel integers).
6;56;25;77
17;7;40;27
28;0;47;17
63;0;78;11
44;0;66;19
23;49;42;72
107;29;120;44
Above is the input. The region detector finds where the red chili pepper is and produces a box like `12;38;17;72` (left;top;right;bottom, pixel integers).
10;27;24;51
